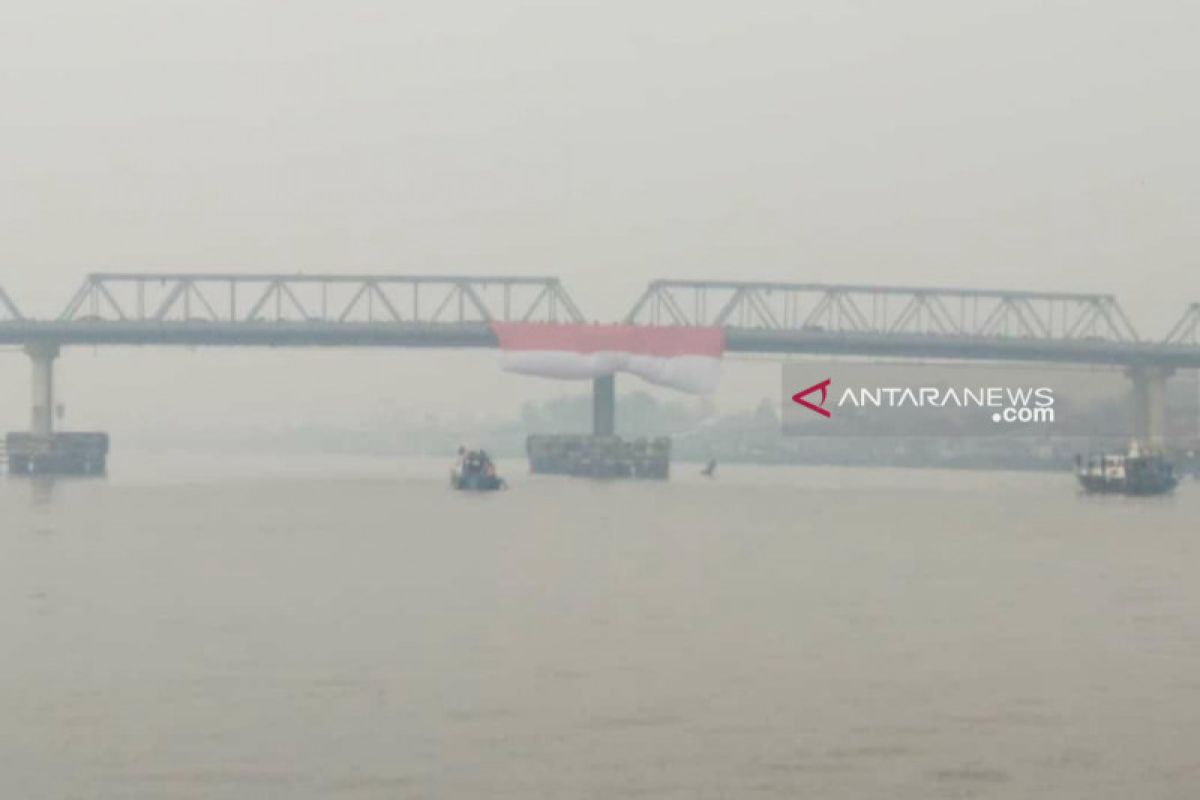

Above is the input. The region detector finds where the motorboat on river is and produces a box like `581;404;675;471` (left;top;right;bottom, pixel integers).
1076;443;1178;496
451;448;506;492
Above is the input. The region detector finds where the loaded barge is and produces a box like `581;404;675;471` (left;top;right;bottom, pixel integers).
527;434;670;480
4;432;109;476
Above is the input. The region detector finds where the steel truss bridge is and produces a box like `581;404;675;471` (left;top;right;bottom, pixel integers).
2;272;1198;444
0;274;581;348
0;273;1197;368
625;280;1200;368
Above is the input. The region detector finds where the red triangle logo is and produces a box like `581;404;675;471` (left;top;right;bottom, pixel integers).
792;379;832;418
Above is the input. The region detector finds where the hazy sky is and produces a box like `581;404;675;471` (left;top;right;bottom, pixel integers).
1;1;1198;435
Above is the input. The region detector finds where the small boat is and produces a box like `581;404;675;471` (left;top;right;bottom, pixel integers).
1076;443;1178;496
451;449;506;492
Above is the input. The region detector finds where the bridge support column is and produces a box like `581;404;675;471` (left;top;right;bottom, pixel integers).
1127;365;1173;451
26;343;60;437
593;374;615;437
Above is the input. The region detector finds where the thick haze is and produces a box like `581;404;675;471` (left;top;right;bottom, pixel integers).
2;1;1198;435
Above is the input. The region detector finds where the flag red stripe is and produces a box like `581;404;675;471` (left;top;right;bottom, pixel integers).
491;323;724;358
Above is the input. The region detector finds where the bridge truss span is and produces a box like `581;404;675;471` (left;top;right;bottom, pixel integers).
625;280;1141;343
0;286;22;321
59;273;586;325
1164;303;1200;346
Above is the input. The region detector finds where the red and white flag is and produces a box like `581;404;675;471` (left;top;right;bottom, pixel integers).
491;323;725;395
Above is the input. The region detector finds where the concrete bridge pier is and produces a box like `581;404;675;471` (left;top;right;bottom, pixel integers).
1127;365;1173;450
27;342;60;437
4;344;108;476
593;374;615;436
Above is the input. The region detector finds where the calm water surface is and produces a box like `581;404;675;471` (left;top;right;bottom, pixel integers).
3;454;1200;798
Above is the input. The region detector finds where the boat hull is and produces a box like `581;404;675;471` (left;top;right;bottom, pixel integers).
451;472;505;492
1077;473;1178;496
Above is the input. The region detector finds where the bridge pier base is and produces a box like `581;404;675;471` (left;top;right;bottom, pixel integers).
4;344;109;477
1127;365;1173;451
593;374;615;436
27;342;59;437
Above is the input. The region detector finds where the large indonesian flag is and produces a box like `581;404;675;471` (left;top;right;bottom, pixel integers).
491;322;725;395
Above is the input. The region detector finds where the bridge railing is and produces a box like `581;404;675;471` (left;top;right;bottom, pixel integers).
58;273;585;325
0;286;22;321
1164;303;1200;346
624;280;1141;342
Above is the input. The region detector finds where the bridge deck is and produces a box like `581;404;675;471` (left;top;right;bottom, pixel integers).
4;320;1200;368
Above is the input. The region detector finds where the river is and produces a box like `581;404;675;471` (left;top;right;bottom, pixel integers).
3;454;1199;798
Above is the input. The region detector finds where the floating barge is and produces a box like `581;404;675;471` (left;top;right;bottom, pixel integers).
527;434;670;480
4;432;109;476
